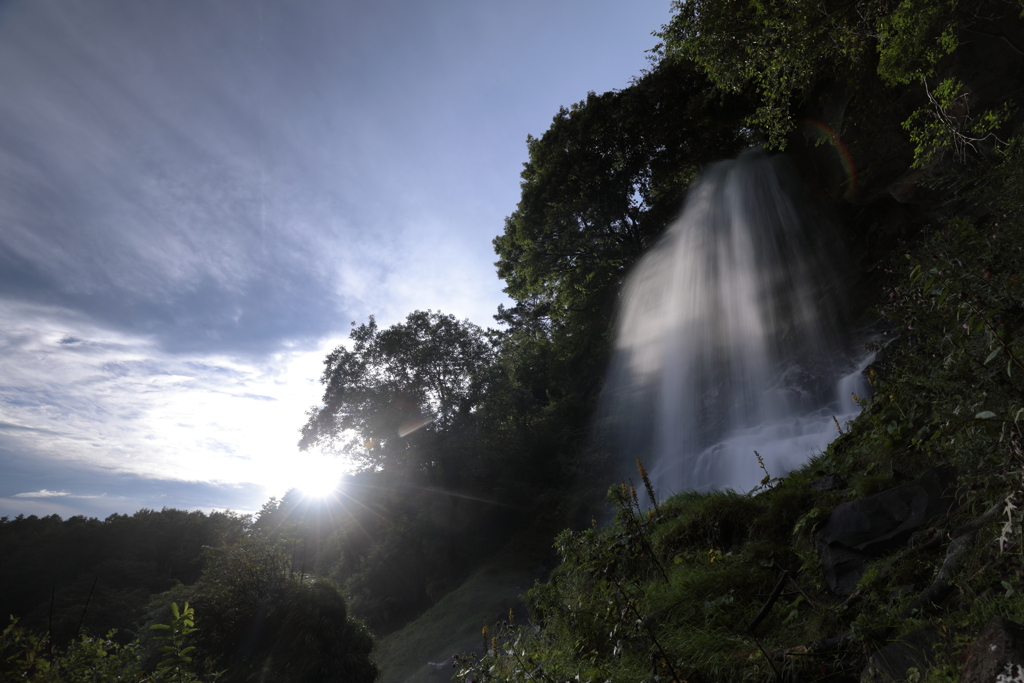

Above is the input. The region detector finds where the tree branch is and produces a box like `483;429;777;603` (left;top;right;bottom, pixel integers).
900;500;1004;617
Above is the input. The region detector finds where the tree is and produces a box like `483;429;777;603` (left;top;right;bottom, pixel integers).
0;508;247;649
656;0;1017;151
494;59;750;332
299;310;494;472
160;536;377;683
488;62;751;475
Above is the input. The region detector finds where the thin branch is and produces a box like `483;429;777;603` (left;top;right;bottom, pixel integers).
962;298;1024;375
47;585;54;662
74;577;98;640
611;576;689;683
962;26;1024;57
748;570;789;633
900;500;1004;617
781;566;819;611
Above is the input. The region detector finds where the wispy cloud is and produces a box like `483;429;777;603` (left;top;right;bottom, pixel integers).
0;421;64;436
14;489;69;498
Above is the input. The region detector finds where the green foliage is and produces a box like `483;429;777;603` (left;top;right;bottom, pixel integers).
257;580;377;683
299;310;493;472
455;484;807;683
656;0;1006;148
372;537;549;683
459;190;1024;678
871;147;1024;470
902;78;1013;167
288;306;554;634
494;60;749;330
0;602;218;683
0;618;145;682
658;0;867;147
486;61;753;508
150;602;206;682
156;534;378;683
158;535;292;666
874;0;959;86
370;3;1024;679
455;436;1021;683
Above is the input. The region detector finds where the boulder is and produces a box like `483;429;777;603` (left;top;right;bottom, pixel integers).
862;629;955;683
816;465;957;595
810;474;848;491
959;617;1024;683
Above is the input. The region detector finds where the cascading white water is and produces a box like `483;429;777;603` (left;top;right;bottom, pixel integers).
601;150;872;497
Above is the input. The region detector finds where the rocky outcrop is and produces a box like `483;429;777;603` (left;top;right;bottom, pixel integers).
816;465;958;595
809;474;847;492
862;629;956;683
959;617;1024;683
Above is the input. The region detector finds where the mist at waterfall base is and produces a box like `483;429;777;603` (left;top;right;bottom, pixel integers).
601;150;873;499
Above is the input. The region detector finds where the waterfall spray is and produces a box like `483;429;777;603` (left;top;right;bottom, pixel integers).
601;150;871;498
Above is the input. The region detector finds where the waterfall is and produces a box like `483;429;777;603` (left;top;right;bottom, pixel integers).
601;149;871;497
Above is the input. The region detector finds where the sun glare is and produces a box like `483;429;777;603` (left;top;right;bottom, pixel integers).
289;453;350;499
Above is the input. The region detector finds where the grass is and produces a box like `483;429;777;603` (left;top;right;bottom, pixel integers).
375;564;525;683
374;520;559;683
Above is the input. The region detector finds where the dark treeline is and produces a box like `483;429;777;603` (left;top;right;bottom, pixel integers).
1;508;245;646
1;506;377;682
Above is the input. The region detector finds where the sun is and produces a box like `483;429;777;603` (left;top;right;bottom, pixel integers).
289;453;350;499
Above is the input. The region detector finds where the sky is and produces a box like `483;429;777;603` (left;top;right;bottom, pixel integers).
0;0;671;519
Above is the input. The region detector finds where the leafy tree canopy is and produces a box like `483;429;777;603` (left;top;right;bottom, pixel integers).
656;0;1015;148
161;536;377;683
299;310;494;471
494;60;750;333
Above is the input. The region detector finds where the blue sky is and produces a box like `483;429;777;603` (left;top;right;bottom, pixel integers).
0;0;671;518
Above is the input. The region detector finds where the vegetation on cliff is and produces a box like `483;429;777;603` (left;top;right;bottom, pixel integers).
452;1;1024;681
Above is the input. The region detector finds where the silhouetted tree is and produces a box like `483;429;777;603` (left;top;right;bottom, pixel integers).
299;309;494;478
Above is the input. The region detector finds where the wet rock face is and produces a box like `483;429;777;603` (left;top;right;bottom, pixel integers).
959;617;1024;683
816;465;957;595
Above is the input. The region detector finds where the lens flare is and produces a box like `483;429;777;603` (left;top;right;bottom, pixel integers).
803;119;857;199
